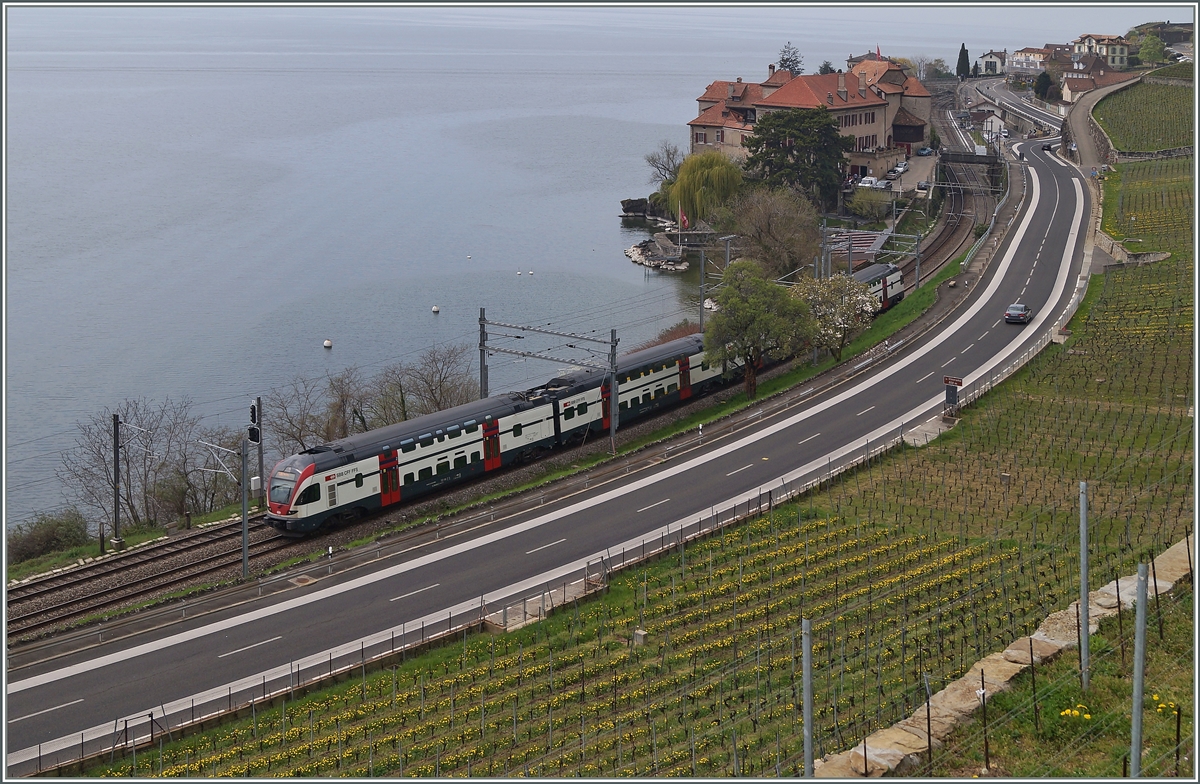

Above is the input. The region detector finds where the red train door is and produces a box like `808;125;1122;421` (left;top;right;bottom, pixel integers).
379;450;401;507
600;381;612;430
482;418;502;470
678;357;692;400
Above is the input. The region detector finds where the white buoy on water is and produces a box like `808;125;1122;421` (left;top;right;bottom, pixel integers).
467;255;471;259
528;270;533;275
517;270;522;275
432;306;440;313
323;339;333;349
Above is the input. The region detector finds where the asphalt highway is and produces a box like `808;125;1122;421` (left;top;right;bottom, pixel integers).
5;140;1090;774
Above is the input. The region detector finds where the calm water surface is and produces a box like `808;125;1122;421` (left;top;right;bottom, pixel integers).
4;5;1175;525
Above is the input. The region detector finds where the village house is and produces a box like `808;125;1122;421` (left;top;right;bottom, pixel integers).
979;50;1007;75
1008;47;1050;75
688;56;930;181
1072;33;1131;69
1057;53;1139;102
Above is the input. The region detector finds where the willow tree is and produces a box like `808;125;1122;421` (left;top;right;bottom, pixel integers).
669;150;743;225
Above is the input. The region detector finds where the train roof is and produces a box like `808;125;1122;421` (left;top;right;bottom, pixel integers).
852;262;900;283
300;392;530;469
534;333;705;395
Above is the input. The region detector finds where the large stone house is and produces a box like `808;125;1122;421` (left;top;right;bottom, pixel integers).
1009;47;1050;75
689;58;931;180
1072;34;1130;69
1058;53;1139;102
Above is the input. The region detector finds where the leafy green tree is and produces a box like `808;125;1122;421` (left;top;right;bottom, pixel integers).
669;151;744;224
846;187;892;223
972;61;981;78
729;187;821;280
928;57;951;78
790;274;877;361
704;261;812;399
1033;71;1053;99
743;107;854;210
818;60;835;75
1139;33;1166;65
956;43;970;78
778;41;804;74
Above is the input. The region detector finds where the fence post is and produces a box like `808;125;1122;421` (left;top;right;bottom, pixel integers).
1130;563;1148;777
1079;481;1090;692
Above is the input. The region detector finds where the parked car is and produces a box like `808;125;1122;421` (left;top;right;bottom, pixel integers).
894;161;908;173
857;176;879;188
872;179;893;190
1004;303;1033;324
916;180;929;191
1001;128;1009;138
916;147;934;156
884;169;900;180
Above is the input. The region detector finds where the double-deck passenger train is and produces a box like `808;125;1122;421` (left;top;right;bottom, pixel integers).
266;334;742;534
852;263;904;311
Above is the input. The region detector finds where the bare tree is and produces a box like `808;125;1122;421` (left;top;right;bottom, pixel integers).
790;273;877;361
645;140;683;186
361;361;412;429
187;424;244;516
265;374;328;455
407;344;479;416
323;366;369;440
58;397;201;537
729;187;820;280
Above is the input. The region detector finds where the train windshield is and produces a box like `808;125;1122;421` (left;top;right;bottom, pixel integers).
269;471;298;505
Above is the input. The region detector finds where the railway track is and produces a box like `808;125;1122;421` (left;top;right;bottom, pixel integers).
5;518;294;640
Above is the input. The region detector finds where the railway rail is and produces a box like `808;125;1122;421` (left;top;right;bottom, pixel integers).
5;519;292;640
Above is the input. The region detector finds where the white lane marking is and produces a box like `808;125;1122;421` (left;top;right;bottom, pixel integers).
917;371;935;383
525;538;566;555
962;343;974;353
8;699;84;724
1021;286;1027;295
11;169;1089;706
992;319;1001;328
389;583;440;602
941;356;958;368
726;464;753;476
857;406;876;416
797;433;820;446
979;331;989;340
218;636;283;658
636;498;671;513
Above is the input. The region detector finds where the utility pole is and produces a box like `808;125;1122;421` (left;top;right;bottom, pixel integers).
111;413;124;551
478;307;489;399
699;249;706;331
241;437;249;580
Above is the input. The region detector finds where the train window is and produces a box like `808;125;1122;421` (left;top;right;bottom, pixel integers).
296;484;321;506
513;423;523;438
563;408;575;421
578;402;588;416
437;461;450;475
447;426;461;439
454;456;467;469
465;423;478;434
418;467;433;480
667;383;678;394
355;473;364;489
471;451;481;463
328;482;337;507
642;393;651;404
400;439;416;453
436;430;445;442
701;361;710;371
404;472;415;485
419;434;434;448
619;400;628;411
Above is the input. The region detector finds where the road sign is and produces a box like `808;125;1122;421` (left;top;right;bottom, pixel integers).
943;376;963;386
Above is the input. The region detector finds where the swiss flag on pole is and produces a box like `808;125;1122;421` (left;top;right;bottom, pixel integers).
681;211;689;229
877;44;882;59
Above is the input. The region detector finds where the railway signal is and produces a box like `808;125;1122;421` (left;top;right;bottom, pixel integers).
248;401;260;444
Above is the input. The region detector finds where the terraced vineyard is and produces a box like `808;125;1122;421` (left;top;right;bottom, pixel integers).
1104;157;1194;251
1094;83;1194;151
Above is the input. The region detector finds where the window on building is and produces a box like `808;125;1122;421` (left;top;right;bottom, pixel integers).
695;132;707;144
715;129;724;143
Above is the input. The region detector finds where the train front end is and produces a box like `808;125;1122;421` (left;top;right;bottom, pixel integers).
265;454;321;535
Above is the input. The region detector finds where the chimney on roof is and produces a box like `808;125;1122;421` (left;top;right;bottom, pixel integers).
827;91;834;105
737;77;743;83
728;82;734;98
837;71;847;101
858;78;866;98
769;63;776;76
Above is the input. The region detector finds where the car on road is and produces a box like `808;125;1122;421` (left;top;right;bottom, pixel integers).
1001;128;1009;138
894;161;908;173
1041;143;1054;151
916;146;934;156
857;176;879;188
872;179;893;190
916;180;929;191
1004;303;1033;324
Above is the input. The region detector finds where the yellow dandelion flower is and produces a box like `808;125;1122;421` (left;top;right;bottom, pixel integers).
1084;714;1091;720
1153;694;1160;701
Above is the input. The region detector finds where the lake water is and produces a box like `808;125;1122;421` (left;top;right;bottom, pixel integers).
4;5;1176;526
